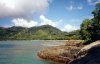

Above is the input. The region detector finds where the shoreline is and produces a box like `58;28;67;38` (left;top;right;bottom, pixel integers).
37;40;83;64
38;40;100;64
0;40;82;41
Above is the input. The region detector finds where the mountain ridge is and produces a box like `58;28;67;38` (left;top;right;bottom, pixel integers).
0;25;80;40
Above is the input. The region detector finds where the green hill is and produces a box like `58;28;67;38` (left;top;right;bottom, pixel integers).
0;25;81;40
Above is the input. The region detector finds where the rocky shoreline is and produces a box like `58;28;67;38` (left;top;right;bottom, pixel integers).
37;40;84;64
38;40;100;64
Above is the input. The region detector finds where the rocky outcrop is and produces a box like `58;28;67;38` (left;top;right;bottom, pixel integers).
69;40;100;64
38;40;100;64
37;40;83;64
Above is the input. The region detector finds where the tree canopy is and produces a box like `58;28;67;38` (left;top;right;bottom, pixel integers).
80;3;100;44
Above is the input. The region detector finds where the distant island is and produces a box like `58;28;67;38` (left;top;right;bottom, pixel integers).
0;25;81;40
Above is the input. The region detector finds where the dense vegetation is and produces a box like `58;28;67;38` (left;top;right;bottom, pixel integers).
0;25;81;40
80;3;100;44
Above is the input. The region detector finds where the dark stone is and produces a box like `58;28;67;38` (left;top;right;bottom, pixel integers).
69;42;100;64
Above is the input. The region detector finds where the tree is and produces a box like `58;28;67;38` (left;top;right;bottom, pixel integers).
80;3;100;44
91;3;100;41
92;3;100;18
80;19;92;44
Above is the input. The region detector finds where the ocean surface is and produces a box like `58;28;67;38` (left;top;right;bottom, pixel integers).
0;40;66;64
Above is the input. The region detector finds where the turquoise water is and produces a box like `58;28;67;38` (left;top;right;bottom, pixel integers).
0;40;65;64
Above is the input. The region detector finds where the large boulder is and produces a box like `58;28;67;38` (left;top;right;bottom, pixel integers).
69;40;100;64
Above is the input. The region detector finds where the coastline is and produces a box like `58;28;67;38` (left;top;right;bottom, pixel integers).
37;40;83;64
38;40;100;64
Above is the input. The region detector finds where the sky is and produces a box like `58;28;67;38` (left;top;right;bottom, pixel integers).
0;0;100;32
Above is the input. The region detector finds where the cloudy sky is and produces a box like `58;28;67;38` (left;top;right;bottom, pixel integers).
0;0;99;32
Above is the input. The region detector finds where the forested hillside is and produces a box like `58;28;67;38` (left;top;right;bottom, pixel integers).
0;25;81;40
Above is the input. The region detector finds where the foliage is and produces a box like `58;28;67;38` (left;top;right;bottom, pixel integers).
80;3;100;44
0;25;81;40
91;3;100;41
80;19;92;44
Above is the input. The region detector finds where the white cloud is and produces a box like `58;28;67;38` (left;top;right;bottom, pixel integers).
87;0;100;5
0;0;50;18
66;5;83;11
88;0;92;4
77;6;83;10
61;24;79;32
11;15;62;28
84;16;94;19
40;15;61;27
12;18;38;28
66;5;73;11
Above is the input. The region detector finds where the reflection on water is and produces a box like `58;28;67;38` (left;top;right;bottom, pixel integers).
0;40;65;64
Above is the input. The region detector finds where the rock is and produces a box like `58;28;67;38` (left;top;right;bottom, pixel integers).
37;40;83;64
69;40;100;64
65;40;83;46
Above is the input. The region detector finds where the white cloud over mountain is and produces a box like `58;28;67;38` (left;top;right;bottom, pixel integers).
40;15;62;27
0;0;50;18
0;0;80;32
12;15;62;28
12;18;38;28
12;17;78;32
61;24;79;32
